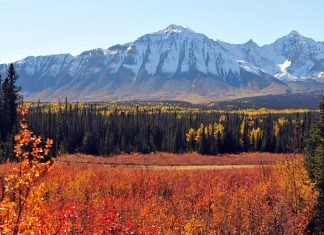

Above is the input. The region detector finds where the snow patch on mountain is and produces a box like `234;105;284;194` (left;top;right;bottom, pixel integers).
238;61;262;75
318;72;324;81
275;60;292;80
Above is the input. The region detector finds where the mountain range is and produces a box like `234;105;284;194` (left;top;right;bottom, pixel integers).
1;24;324;103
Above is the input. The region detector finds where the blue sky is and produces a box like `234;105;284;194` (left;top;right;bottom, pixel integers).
1;0;323;63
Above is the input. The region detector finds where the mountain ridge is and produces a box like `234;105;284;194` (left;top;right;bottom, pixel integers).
1;25;324;103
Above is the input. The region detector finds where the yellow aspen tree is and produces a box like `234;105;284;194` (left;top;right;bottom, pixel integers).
186;128;195;143
195;124;205;146
240;119;246;147
213;123;224;141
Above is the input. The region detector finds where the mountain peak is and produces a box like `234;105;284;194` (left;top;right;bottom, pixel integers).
272;30;308;45
287;30;303;38
244;39;259;47
163;24;194;34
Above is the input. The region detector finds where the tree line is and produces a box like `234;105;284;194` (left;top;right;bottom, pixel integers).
23;101;317;158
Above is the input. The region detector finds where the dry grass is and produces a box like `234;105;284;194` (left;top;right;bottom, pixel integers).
55;152;301;168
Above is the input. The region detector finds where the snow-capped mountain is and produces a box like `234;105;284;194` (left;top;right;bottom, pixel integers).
0;25;323;103
220;30;324;81
269;31;324;81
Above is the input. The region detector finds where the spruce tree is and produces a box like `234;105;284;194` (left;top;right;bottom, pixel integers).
304;97;324;234
2;64;22;138
198;128;209;154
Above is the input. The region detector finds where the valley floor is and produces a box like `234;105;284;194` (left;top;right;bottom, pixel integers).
0;153;316;234
55;152;300;168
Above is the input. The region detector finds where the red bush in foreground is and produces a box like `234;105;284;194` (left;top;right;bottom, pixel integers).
0;108;135;234
39;159;317;234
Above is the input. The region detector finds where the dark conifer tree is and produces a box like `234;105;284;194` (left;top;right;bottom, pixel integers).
0;64;22;161
304;97;324;234
241;120;250;152
3;64;22;135
198;128;209;154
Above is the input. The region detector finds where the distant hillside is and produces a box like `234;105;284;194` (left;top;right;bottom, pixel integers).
207;92;323;110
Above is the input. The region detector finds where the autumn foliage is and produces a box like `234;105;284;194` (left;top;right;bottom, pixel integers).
36;159;316;234
0;108;319;234
0;108;135;234
0;107;52;234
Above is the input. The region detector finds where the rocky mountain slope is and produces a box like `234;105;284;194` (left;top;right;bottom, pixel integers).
1;25;323;103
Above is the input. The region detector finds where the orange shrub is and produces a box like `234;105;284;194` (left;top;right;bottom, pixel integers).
39;159;317;234
0;107;52;234
0;109;134;234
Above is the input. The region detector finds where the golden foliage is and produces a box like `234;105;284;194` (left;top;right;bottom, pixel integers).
25;101;318;116
185;128;195;143
249;127;262;142
213;123;224;140
0;107;53;234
